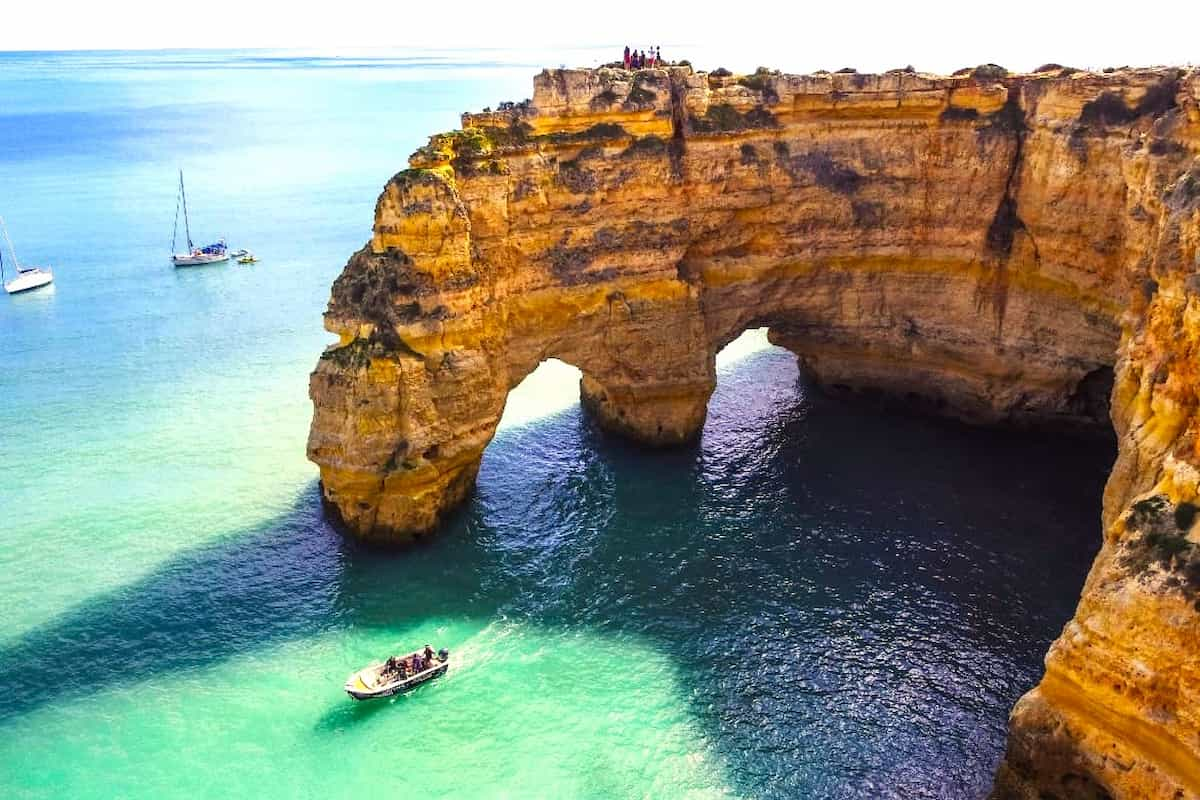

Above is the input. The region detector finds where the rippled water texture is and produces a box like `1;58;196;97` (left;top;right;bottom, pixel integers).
0;50;1112;798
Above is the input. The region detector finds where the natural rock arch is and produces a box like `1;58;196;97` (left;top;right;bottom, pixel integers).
308;65;1200;798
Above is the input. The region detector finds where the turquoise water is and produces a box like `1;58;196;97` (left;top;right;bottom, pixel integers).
0;51;1112;798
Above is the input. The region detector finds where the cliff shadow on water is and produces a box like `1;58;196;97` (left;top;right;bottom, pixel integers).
0;346;1113;797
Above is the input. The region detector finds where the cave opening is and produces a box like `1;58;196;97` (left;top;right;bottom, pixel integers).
496;357;584;432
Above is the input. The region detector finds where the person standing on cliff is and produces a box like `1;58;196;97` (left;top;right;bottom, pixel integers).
656;46;663;66
623;45;631;70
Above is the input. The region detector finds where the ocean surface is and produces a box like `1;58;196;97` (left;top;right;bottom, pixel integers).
0;50;1114;799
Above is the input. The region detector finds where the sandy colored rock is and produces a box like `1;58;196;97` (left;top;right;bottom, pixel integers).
308;64;1200;797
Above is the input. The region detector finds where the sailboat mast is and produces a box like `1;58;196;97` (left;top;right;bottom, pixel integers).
179;170;193;250
0;215;20;277
171;183;180;254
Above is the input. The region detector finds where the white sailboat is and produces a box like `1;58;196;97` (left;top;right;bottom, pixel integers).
171;170;228;267
0;216;54;295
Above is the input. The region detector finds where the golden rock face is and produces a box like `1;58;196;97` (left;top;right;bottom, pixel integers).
308;64;1200;797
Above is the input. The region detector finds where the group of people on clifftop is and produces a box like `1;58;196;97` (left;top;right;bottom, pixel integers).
623;46;663;70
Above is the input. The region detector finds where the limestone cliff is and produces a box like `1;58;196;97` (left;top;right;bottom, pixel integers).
308;63;1200;797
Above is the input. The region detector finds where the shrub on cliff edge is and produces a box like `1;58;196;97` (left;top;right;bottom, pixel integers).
1033;63;1079;74
737;67;781;102
971;64;1009;80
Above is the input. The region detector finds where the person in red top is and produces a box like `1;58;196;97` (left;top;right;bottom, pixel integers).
623;45;631;70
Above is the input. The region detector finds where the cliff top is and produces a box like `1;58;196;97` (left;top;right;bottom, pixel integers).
464;63;1193;120
402;63;1195;174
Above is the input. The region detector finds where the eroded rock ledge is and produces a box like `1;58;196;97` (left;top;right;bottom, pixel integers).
308;63;1200;797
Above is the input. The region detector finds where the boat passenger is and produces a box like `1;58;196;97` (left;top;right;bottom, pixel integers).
413;654;424;672
424;644;435;663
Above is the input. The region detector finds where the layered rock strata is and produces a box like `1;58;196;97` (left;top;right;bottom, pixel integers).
308;64;1200;797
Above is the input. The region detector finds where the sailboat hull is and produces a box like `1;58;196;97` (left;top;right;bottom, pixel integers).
172;253;229;267
4;268;53;294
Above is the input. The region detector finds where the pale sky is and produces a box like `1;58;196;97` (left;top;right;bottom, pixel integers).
1;0;1197;75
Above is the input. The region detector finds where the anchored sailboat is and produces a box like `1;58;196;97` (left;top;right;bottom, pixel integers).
0;216;54;295
171;171;228;267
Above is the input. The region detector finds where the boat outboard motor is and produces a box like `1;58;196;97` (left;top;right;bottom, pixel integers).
438;649;449;663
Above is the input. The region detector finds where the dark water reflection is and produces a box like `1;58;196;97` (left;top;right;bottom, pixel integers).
476;349;1111;798
0;347;1111;798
